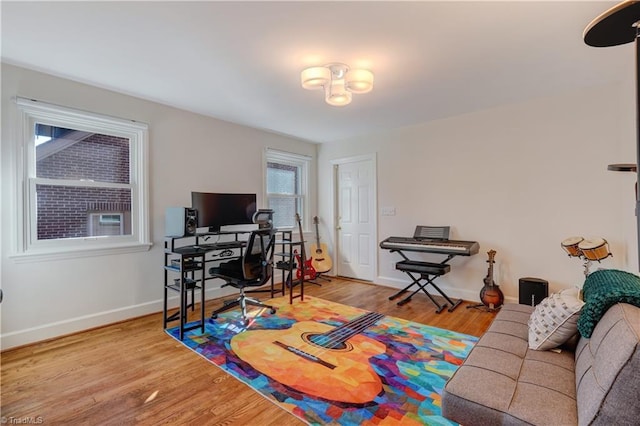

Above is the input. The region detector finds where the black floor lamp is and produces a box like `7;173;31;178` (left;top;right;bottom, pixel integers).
584;0;640;270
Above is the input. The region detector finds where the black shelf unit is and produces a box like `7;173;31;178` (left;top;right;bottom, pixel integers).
273;230;305;303
163;240;207;340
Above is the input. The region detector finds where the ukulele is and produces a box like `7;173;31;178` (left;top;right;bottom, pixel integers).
294;214;317;281
480;249;504;310
310;216;333;273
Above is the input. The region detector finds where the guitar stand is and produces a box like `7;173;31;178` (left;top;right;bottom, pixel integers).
466;303;501;313
306;279;322;287
314;272;332;283
285;271;321;288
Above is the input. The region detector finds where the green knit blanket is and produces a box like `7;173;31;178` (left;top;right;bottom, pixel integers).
578;269;640;338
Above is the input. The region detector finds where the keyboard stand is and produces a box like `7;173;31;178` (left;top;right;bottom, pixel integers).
388;252;463;313
391;270;448;313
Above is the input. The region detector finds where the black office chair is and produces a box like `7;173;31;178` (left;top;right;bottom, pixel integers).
209;227;276;323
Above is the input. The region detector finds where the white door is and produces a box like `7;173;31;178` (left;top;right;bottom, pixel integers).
335;156;376;281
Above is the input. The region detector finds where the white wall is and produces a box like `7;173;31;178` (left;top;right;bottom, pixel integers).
319;79;637;303
0;64;317;349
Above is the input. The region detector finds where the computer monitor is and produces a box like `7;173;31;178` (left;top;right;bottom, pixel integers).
191;192;257;232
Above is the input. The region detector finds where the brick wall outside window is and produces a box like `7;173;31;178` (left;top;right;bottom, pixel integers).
36;134;131;240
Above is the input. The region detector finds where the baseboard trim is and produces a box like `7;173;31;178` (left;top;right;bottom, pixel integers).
0;285;236;350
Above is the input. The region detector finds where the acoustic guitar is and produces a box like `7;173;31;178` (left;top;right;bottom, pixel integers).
310;216;333;273
480;249;504;310
230;311;386;403
294;214;317;281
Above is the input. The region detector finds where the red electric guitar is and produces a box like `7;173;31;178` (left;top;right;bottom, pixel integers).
294;213;317;281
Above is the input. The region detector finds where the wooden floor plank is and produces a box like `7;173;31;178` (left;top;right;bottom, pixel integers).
1;278;496;424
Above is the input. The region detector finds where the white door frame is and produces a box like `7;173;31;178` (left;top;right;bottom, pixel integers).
330;153;378;280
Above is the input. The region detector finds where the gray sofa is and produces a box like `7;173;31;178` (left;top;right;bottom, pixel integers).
442;302;640;425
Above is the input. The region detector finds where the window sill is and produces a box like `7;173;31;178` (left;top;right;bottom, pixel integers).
9;242;153;263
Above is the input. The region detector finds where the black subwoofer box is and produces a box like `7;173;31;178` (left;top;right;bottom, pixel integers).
519;277;549;306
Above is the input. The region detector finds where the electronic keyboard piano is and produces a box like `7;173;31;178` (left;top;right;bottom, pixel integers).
379;226;479;313
379;236;479;256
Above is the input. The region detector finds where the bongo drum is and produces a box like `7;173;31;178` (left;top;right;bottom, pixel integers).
561;236;584;257
578;238;611;261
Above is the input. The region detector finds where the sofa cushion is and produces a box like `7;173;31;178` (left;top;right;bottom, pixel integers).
442;304;578;425
575;303;640;426
528;289;584;350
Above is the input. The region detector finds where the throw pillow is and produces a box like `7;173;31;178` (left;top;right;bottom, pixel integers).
528;288;584;351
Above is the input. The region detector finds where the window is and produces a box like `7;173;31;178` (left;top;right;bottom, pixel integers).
265;149;311;230
90;213;124;236
98;214;123;226
14;98;150;260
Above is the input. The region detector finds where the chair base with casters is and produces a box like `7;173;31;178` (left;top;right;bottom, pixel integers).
210;285;276;323
209;228;277;324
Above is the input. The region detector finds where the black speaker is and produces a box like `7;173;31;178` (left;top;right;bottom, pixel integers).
165;207;198;237
519;277;549;306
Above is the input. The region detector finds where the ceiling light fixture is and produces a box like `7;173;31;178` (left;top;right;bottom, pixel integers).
301;63;373;106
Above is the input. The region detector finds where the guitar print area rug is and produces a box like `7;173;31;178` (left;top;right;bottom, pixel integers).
165;296;477;425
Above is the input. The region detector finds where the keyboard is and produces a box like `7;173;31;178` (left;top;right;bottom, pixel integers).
202;241;245;250
380;236;479;256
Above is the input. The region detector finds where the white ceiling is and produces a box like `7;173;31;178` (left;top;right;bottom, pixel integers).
1;1;632;144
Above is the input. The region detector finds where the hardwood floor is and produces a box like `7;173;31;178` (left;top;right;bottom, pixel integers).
1;278;496;425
